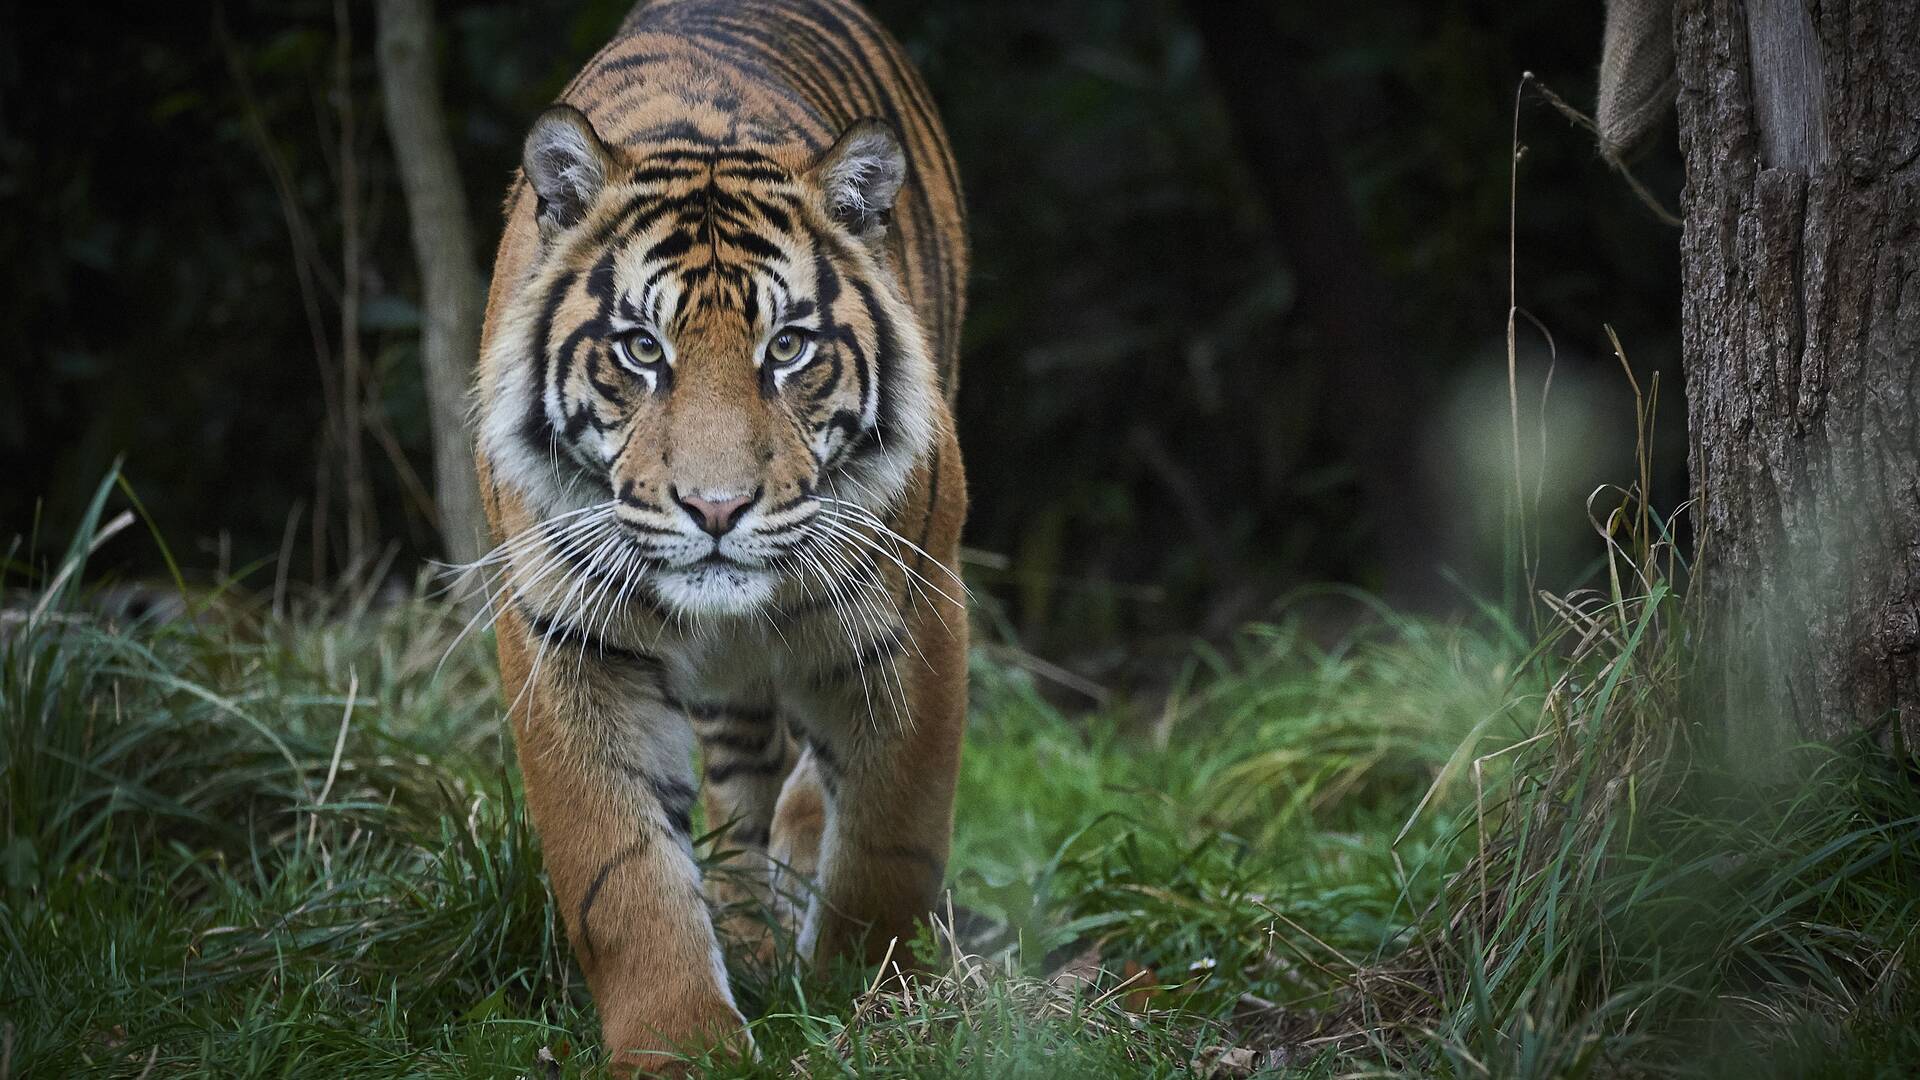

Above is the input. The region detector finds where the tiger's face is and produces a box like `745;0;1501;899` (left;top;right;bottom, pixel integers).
480;107;938;617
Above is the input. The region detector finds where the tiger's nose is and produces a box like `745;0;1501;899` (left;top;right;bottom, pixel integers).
671;487;758;536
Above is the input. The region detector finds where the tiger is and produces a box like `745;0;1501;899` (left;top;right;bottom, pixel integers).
469;0;968;1072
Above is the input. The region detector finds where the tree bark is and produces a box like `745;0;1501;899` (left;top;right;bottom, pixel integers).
1184;1;1439;607
375;0;487;565
1675;0;1919;756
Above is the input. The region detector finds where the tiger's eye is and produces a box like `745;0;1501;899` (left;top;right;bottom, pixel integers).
767;327;811;365
622;331;665;366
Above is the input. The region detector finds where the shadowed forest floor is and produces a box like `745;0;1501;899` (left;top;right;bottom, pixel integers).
5;478;1918;1078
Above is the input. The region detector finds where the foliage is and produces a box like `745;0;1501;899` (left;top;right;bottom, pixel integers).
4;475;1914;1077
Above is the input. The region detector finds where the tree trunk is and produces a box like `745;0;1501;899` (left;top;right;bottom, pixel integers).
1675;0;1919;756
1184;1;1439;608
375;0;487;566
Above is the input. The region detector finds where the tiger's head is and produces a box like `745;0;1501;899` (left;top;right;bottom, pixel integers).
479;106;939;618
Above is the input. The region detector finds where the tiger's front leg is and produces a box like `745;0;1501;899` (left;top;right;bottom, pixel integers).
788;594;968;968
687;698;798;962
496;609;747;1076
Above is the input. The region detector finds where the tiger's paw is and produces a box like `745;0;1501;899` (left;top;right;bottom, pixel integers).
604;997;753;1078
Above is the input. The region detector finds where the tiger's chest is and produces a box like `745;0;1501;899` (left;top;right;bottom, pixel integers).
641;606;888;735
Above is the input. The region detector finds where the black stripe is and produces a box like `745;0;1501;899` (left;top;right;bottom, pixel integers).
764;482;816;517
777;589;838;619
632;582;677;622
707;758;791;785
520;604;664;674
595;194;681;249
814;624;907;687
804;733;840;780
602;50;671;75
578;840;648;962
666;696;778;726
521;270;578;452
585;246;619;301
852;625;907;667
621;769;698;835
644;229;696;263
848;275;895;451
701;728;775;755
864;842;945;883
630;163;702;185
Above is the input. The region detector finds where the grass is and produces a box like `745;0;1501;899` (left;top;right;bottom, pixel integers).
3;471;1917;1078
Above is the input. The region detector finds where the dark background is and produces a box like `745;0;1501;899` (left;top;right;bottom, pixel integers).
0;1;1685;680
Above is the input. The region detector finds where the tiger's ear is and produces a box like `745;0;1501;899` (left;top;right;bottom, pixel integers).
812;119;907;243
523;105;614;238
